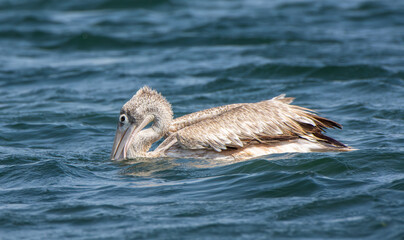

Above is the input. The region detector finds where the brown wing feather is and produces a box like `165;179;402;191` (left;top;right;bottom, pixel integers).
170;95;345;152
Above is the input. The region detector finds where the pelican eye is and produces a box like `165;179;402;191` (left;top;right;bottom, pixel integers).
119;114;127;124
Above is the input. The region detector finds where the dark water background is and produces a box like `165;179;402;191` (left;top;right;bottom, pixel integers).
1;0;403;239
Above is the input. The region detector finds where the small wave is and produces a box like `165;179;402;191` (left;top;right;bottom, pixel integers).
40;32;136;50
386;178;404;191
307;65;390;80
0;159;94;189
276;194;374;220
0;29;51;41
195;63;391;81
0;0;172;11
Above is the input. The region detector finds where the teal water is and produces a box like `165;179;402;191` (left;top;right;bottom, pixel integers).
1;0;404;239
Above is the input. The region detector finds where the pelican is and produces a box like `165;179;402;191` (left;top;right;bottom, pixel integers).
111;86;353;161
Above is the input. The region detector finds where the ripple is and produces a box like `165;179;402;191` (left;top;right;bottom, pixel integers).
194;63;392;81
1;0;404;239
0;0;172;11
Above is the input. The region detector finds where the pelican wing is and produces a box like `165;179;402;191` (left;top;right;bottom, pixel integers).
169;95;343;152
168;103;243;135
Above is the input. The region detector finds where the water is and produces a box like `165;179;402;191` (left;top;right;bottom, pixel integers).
1;0;403;239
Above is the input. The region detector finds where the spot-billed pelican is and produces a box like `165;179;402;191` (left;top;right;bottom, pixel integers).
111;86;353;161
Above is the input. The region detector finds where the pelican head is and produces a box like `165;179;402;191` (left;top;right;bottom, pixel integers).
111;86;173;160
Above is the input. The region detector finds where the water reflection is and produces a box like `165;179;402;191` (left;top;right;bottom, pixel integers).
116;153;298;177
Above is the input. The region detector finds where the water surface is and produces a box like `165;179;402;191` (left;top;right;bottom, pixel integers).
0;0;403;239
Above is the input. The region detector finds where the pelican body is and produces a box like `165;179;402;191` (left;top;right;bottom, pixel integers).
111;87;353;161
